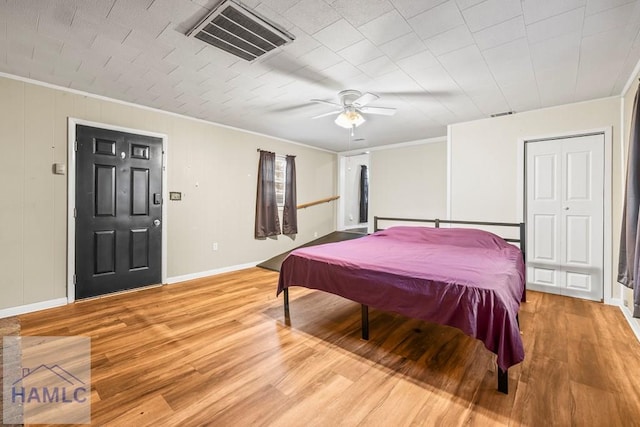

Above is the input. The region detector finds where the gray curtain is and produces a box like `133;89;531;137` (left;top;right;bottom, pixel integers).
282;155;298;235
255;150;281;238
359;165;368;223
618;82;640;317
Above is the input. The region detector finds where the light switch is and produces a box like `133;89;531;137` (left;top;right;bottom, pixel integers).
53;163;66;175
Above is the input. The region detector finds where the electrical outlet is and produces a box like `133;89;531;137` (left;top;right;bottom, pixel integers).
624;299;629;307
313;232;318;238
213;242;218;251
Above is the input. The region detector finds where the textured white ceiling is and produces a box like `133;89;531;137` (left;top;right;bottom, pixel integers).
1;0;639;152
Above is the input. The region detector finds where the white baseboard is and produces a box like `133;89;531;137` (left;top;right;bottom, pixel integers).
0;298;68;320
166;261;261;284
620;304;640;342
608;297;622;306
0;263;263;319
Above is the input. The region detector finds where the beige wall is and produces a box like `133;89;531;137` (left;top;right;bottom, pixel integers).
622;73;640;316
449;97;622;300
0;75;337;312
370;141;447;230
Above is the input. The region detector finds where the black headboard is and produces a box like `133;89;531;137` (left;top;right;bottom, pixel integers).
373;216;526;261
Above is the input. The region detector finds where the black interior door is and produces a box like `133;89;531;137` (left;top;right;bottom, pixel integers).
75;125;163;299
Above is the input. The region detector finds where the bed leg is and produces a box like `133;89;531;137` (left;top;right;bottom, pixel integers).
498;367;508;394
283;288;290;325
361;304;369;340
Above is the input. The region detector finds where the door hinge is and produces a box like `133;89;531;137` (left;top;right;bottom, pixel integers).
74;208;77;218
74;140;78;151
73;274;77;285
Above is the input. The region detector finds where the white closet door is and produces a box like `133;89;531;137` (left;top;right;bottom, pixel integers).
526;134;604;301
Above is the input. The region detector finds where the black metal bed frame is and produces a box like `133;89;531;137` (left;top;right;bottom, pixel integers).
282;216;526;394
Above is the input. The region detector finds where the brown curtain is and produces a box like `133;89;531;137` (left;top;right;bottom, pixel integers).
255;150;281;238
282;155;298;235
359;165;368;223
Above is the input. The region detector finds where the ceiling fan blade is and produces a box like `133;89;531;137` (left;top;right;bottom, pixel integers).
312;110;342;119
352;92;379;107
360;106;396;116
376;90;454;98
311;99;342;107
262;53;343;90
267;103;315;113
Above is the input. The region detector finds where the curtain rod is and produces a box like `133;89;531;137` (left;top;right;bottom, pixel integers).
257;148;295;157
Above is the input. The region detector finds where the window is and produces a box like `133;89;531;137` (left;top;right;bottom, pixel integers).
274;155;287;208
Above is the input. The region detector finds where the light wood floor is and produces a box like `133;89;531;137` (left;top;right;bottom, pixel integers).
15;268;640;426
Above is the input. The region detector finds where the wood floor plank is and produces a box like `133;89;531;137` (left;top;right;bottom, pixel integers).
510;355;572;426
569;381;625;427
196;383;289;427
269;373;353;427
357;378;431;426
10;268;640;426
566;338;619;392
103;394;173;427
462;369;515;426
319;365;398;426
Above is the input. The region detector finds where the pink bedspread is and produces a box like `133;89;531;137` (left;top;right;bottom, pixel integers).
277;226;525;370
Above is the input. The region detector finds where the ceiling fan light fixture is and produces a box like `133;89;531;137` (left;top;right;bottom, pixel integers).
335;110;365;128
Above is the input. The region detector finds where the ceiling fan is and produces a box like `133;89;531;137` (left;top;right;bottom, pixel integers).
310;90;396;135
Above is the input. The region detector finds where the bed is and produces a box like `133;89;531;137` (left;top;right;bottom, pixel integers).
277;217;526;394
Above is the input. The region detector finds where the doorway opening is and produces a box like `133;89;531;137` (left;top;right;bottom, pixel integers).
338;152;370;233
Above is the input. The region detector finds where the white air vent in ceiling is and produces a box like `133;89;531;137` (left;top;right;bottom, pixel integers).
187;0;295;61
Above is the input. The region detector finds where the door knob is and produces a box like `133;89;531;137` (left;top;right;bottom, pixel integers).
564;207;569;210
153;219;161;227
